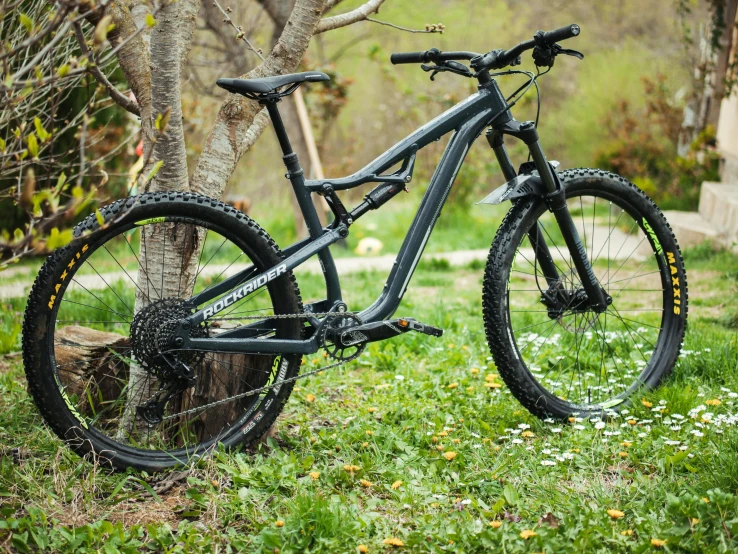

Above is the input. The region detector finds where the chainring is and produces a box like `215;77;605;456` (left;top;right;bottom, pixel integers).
319;313;366;362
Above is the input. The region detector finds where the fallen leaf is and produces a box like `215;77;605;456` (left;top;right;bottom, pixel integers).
538;512;559;528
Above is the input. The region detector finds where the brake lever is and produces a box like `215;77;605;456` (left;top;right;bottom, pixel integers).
421;60;473;81
532;43;584;68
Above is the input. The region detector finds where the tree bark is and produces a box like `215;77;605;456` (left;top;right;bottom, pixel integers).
190;0;325;199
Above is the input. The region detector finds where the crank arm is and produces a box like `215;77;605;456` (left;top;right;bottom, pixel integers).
339;318;443;346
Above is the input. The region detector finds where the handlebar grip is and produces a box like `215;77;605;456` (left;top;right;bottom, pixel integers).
539;24;581;44
390;51;427;65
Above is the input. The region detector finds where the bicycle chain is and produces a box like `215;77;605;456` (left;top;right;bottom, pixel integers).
141;311;361;423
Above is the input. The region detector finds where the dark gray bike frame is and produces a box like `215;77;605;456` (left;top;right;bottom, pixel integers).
181;78;589;355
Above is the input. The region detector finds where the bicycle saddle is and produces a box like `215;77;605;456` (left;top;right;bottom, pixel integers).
216;71;330;96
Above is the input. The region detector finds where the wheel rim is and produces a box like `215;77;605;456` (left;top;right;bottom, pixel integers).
506;189;670;412
48;217;292;455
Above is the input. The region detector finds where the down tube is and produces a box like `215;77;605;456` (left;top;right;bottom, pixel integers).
359;109;494;323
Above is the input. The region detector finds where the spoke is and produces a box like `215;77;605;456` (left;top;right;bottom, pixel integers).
592;204;626;267
60;299;129;319
606;271;662;286
123;233;161;303
609;304;649;363
69;279;131;323
84;260;135;316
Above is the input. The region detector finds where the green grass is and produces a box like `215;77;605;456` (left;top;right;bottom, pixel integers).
1;246;737;552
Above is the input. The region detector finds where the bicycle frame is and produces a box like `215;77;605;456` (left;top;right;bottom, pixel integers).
179;77;605;355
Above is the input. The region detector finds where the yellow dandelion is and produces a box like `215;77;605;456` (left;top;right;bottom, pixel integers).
621;529;633;536
519;530;537;539
275;520;285;528
447;343;455;349
391;480;402;490
436;445;445;451
438;431;448;437
452;438;461;444
432;436;438;443
627;419;637;426
344;464;361;473
368;407;377;413
358;545;368;553
607;509;625;519
485;374;499;382
568;417;576;423
702;497;710;503
641;399;653;408
618;451;628;458
471;368;480;375
466;386;475;392
485;382;503;389
621;441;632;447
447;383;458;389
651;538;666;548
310;436;317;443
382;537;404;547
494;445;501;451
308;471;320;480
359;479;372;488
443;451;458;461
521;430;535;438
691;518;699;525
489;520;503;529
706;399;721;406
306;394;316;403
366;430;373;436
362;442;369;448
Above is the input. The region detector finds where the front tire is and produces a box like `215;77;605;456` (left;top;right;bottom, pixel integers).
482;169;688;420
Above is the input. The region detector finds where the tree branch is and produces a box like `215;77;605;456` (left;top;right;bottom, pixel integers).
314;0;386;34
365;17;444;33
73;23;141;116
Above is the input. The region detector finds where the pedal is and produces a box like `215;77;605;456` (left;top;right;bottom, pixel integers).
338;317;443;346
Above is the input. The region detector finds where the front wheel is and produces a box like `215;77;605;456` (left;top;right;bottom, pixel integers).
482;169;687;420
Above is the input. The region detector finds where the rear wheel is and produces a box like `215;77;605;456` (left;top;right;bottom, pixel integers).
483;169;687;420
23;192;303;471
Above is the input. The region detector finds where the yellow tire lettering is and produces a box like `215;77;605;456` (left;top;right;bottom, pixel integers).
48;295;56;309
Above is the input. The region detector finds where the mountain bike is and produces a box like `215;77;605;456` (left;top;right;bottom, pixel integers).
23;24;688;471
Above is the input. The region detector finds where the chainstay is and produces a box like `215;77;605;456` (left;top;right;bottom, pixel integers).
159;357;349;421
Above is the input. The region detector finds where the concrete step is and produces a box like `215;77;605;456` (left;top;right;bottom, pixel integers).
698;182;738;238
663;210;724;249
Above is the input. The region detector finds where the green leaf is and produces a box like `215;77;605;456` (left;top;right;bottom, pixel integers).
95;209;105;227
13;228;24;243
0;137;5;152
143;160;164;185
146;13;157;27
26;133;38;158
19;13;32;33
503;484;518;506
46;228;73;250
56;64;70;78
33;117;50;142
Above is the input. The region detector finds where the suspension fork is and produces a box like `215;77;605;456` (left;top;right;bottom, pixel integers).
488;126;608;312
488;130;560;288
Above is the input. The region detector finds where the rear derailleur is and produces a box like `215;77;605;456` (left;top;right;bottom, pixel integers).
137;356;195;425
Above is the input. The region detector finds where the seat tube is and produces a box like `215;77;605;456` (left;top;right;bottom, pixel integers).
264;100;342;304
528;138;607;311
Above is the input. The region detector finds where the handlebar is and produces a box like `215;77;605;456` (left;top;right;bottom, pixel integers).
390;49;479;65
391;24;581;72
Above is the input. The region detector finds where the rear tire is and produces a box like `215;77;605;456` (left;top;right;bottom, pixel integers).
482;169;687;420
23;192;303;471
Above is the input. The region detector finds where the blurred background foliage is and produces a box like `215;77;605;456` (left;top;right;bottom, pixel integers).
0;0;729;259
